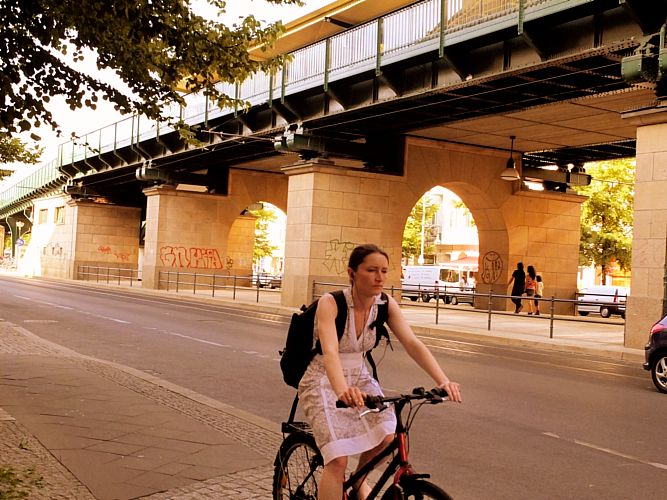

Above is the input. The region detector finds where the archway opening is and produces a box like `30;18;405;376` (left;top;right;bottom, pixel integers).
242;201;286;288
401;186;479;303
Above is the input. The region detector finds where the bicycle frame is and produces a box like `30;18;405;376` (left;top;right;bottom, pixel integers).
343;398;425;499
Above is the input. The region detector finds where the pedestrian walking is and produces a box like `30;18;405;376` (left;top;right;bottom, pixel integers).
507;262;526;313
525;266;537;314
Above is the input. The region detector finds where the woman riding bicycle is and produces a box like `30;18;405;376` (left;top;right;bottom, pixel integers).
297;243;462;500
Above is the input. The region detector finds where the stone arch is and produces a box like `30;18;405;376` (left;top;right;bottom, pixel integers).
392;137;585;311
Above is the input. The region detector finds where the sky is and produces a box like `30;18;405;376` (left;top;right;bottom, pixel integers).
4;0;332;177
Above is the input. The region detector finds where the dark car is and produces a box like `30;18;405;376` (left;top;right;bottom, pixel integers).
644;315;667;393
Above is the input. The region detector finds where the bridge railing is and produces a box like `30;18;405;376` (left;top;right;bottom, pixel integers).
1;0;551;213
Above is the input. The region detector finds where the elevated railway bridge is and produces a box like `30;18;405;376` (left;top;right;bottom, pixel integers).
2;0;667;347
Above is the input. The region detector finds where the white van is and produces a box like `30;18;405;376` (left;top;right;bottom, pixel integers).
401;265;464;303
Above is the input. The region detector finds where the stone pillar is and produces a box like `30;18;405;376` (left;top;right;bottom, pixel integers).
0;225;4;256
402;137;584;314
142;185;254;289
281;161;402;307
622;108;667;347
23;195;141;279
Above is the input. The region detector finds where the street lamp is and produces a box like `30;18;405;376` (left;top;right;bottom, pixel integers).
418;196;426;265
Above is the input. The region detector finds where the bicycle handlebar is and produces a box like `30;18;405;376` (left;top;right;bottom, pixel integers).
335;386;449;409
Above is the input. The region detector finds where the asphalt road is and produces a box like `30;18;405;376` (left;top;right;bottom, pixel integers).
1;276;665;500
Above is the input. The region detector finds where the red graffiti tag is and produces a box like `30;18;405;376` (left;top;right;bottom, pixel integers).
159;246;223;269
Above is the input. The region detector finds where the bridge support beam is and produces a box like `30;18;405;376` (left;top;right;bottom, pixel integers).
142;185;253;289
402;138;585;315
281;160;404;307
141;171;288;290
21;196;141;279
623;107;667;348
280;141;585;313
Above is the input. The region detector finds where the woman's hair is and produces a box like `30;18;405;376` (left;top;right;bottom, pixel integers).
527;265;536;279
348;244;389;271
536;275;542;282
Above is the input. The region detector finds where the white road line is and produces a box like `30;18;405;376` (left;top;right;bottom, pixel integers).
95;316;130;324
14;294;128;323
161;331;230;348
543;432;667;470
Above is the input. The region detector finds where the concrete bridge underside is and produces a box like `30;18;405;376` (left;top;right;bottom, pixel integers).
6;0;667;350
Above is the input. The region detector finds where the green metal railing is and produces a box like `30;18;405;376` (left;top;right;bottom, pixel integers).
0;0;553;216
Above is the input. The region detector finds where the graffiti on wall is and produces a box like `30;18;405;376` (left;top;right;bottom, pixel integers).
42;243;65;259
480;251;503;284
159;246;223;269
323;239;358;275
96;245;130;261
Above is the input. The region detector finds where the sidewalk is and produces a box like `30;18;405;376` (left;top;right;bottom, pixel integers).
0;279;644;499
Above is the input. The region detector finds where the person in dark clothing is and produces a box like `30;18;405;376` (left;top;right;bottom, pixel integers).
507;262;526;313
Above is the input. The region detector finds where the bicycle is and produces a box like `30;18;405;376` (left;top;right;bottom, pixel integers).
272;386;453;499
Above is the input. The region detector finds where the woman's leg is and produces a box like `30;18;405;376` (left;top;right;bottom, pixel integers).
527;291;535;313
319;456;347;500
535;295;540;314
351;434;394;500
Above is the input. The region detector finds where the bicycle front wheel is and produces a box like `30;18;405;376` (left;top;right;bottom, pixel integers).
381;479;453;500
273;432;323;500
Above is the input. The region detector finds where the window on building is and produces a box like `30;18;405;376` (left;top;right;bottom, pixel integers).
54;206;65;225
38;209;48;224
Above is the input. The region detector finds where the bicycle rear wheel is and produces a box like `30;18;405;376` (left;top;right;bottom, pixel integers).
381;479;453;500
273;432;323;500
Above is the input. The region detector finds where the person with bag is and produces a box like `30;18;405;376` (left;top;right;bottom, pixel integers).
507;261;526;313
297;243;462;500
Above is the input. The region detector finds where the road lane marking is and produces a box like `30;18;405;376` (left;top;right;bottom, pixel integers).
543;432;667;470
161;331;230;348
14;294;129;323
422;340;643;380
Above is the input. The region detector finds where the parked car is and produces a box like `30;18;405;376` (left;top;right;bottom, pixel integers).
446;286;475;306
269;274;283;289
576;285;628;318
644;314;667;393
252;273;272;287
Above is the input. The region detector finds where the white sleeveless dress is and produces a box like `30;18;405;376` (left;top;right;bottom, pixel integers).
298;288;396;465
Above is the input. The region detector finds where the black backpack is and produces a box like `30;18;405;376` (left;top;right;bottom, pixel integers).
279;290;390;389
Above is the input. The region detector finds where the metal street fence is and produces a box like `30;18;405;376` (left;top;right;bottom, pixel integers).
77;265;141;286
73;268;624;338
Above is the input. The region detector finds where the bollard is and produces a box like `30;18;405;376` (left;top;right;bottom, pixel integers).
435;288;440;325
233;275;237;300
487;289;493;331
212;274;216;297
549;296;555;338
193;273;197;294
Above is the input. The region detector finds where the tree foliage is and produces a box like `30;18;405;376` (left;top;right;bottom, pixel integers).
402;194;441;262
574;159;634;281
0;136;42;173
0;0;300;139
249;204;278;265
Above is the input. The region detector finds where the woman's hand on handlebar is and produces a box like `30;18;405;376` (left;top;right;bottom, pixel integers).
337;386;366;408
438;380;462;403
